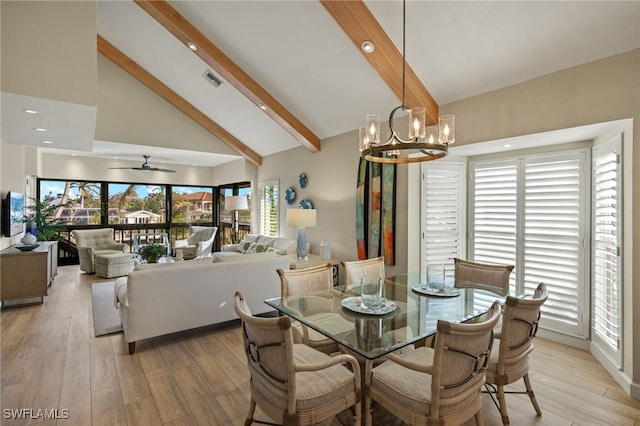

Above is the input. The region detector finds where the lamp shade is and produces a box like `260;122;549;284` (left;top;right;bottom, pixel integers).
287;209;317;228
224;195;248;210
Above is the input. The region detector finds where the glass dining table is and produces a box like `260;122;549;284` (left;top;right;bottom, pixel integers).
264;272;522;362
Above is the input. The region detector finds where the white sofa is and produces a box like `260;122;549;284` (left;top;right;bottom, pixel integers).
215;233;304;258
114;253;291;354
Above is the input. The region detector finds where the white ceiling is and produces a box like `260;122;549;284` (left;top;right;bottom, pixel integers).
2;1;639;166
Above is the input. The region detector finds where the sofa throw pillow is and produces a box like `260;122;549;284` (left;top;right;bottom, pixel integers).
238;239;254;254
266;247;287;256
246;242;268;254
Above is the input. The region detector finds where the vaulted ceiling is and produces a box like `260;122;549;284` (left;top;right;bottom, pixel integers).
3;1;639;168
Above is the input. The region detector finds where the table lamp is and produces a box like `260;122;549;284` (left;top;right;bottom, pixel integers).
225;195;249;235
287;208;317;260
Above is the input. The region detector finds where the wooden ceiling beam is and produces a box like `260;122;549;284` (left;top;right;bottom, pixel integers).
97;35;263;167
135;0;321;153
320;0;439;125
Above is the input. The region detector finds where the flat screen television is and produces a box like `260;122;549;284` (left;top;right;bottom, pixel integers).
2;191;25;237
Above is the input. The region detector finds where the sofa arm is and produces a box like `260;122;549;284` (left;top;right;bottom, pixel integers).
221;244;240;252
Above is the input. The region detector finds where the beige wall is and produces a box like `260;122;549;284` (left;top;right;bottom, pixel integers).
1;1;96;107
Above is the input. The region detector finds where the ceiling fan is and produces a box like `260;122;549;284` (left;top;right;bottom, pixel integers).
109;155;176;173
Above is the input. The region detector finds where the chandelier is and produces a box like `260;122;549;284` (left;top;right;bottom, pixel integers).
359;0;455;164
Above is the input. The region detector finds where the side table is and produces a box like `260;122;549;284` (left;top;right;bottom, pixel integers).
289;254;340;286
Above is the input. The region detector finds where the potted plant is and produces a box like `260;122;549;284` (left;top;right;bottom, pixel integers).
138;243;167;263
23;197;73;241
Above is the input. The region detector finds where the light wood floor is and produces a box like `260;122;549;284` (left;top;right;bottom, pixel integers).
2;265;639;426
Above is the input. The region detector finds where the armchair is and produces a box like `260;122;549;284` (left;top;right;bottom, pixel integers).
485;283;549;425
366;301;501;426
234;291;362;426
71;228;127;274
174;226;217;259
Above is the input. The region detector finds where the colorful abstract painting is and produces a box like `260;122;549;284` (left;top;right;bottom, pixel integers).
381;162;397;265
355;157;396;264
368;162;381;258
355;158;369;260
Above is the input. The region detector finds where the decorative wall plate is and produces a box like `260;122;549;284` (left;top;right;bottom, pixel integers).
285;187;296;205
299;199;313;209
299;173;308;188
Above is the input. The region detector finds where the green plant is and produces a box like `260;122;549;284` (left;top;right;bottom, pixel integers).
23;197;73;241
138;243;167;263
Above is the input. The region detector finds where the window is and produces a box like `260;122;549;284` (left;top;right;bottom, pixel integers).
592;135;622;367
259;180;279;237
171;186;213;224
38;180;102;225
420;162;465;276
107;183;167;224
469;150;589;338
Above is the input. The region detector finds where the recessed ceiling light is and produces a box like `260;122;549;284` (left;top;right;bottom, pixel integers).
71;153;77;156
258;103;267;111
42;140;54;144
361;40;375;53
504;144;511;148
23;109;38;114
34;127;47;132
187;41;197;51
113;157;118;160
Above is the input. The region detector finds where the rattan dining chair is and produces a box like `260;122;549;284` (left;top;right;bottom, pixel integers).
484;282;549;425
341;256;385;290
365;300;502;426
454;258;514;296
277;263;340;354
234;292;362;426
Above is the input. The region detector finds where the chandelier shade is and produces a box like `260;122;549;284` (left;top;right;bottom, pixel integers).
359;0;455;164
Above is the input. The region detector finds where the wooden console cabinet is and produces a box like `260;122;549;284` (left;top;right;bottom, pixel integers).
1;241;58;308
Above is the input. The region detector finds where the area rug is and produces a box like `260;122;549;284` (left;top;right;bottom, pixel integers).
91;281;123;337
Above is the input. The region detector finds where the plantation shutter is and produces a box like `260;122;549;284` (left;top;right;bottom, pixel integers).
421;162;465;276
468;153;588;338
524;154;587;337
259;180;279;237
469;162;518;269
468;161;518;311
592;135;622;367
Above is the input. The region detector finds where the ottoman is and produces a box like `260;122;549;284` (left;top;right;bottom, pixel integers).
95;253;136;278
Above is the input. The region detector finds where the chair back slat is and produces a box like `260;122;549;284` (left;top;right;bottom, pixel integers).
277;263;334;298
454;257;514;295
341;256;385;289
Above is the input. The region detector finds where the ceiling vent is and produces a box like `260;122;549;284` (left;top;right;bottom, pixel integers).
203;70;223;88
